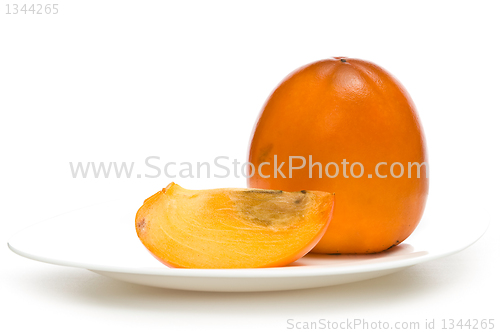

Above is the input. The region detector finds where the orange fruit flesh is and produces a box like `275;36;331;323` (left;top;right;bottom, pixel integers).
135;183;334;269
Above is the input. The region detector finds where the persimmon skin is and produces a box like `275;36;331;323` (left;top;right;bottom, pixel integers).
248;57;428;254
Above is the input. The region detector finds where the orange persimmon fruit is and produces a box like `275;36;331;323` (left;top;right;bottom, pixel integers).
248;57;428;254
135;183;334;268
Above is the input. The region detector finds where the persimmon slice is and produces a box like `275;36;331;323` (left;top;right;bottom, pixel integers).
135;183;334;269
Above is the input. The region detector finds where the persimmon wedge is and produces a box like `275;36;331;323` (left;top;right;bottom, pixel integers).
135;183;334;269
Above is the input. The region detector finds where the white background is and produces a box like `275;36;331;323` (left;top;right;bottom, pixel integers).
1;1;499;331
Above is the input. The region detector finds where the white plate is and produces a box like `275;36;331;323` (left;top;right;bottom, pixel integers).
8;198;487;292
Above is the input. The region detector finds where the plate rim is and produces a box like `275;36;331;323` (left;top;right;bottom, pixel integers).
8;221;488;278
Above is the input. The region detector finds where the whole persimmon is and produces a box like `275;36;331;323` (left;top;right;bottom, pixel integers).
248;57;428;254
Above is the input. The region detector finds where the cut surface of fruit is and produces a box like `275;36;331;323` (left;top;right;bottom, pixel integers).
135;183;334;269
